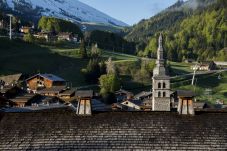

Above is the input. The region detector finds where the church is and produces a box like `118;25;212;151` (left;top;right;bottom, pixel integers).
152;34;171;111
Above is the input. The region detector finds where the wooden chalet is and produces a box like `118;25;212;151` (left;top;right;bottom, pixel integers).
58;32;74;41
0;96;14;108
115;89;134;102
191;61;217;71
121;99;142;111
37;86;66;96
10;94;40;107
20;26;33;34
134;91;152;101
0;86;23;99
34;32;57;42
26;74;66;91
0;73;23;86
58;89;75;99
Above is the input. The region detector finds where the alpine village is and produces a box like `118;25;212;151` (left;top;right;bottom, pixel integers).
0;0;227;150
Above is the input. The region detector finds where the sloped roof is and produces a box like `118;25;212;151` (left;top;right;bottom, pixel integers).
176;90;195;97
0;109;226;150
134;91;152;99
37;86;66;94
0;73;22;84
26;74;65;82
75;90;93;98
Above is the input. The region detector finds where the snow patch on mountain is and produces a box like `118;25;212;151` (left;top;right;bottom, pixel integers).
3;0;128;27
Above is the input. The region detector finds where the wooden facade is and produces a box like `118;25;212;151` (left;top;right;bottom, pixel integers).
26;74;66;91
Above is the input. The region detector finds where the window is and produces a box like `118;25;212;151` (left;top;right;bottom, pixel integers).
158;91;161;97
163;92;166;97
163;83;166;88
158;82;161;88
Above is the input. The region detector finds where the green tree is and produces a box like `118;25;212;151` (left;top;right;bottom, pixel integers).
23;32;35;43
79;40;87;58
99;74;120;95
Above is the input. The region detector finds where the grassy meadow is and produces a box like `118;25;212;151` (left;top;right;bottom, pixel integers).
0;38;226;104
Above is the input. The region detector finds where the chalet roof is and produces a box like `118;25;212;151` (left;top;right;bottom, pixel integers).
0;73;22;84
75;90;93;98
26;74;65;82
115;89;133;95
10;94;37;103
121;99;143;106
59;89;75;96
37;86;66;94
134;91;152;99
0;109;226;150
176;90;195;97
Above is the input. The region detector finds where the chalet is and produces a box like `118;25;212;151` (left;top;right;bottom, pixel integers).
26;74;66;91
58;89;75;100
115;89;133;102
37;86;66;96
20;26;33;34
0;86;23;99
0;73;23;86
10;93;39;107
58;32;78;42
0;96;14;108
34;32;57;42
31;96;64;107
191;61;217;71
121;99;142;111
134;91;152;101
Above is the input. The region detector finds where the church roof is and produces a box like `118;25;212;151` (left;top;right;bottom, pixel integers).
0;108;226;150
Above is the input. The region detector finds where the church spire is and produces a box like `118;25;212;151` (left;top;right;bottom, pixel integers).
157;33;164;64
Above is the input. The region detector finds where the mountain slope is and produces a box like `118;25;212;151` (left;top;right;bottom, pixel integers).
0;0;128;27
124;0;216;43
138;0;227;62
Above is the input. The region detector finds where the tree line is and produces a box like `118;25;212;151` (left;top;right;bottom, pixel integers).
139;0;227;62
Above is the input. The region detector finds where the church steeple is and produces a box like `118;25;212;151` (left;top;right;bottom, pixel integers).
157;33;164;61
152;33;171;111
153;33;166;76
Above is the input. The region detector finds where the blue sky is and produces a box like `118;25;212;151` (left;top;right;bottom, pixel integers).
80;0;179;25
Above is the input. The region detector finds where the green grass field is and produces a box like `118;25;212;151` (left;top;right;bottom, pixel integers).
0;38;88;86
0;38;138;87
0;38;226;104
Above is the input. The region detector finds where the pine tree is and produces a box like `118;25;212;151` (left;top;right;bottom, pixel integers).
80;39;87;59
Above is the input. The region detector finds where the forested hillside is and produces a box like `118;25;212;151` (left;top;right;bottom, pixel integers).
125;0;226;61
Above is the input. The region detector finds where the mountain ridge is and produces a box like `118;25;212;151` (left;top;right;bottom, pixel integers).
0;0;128;27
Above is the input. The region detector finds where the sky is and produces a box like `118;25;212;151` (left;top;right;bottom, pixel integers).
80;0;179;25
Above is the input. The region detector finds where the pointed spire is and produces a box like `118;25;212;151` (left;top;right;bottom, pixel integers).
157;33;164;61
158;33;163;49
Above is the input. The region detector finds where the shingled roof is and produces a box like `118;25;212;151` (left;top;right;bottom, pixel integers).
0;109;226;150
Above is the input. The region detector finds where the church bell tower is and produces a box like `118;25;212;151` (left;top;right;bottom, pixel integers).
152;34;171;111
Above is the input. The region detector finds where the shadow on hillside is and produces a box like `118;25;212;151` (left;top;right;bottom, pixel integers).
0;38;88;86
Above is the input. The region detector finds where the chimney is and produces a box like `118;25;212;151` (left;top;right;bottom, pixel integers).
178;98;195;115
75;90;93;116
76;99;92;116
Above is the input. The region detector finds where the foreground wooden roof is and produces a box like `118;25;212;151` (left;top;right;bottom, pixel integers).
0;108;226;150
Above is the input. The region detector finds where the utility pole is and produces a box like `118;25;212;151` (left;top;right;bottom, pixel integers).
191;64;198;85
7;14;13;40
